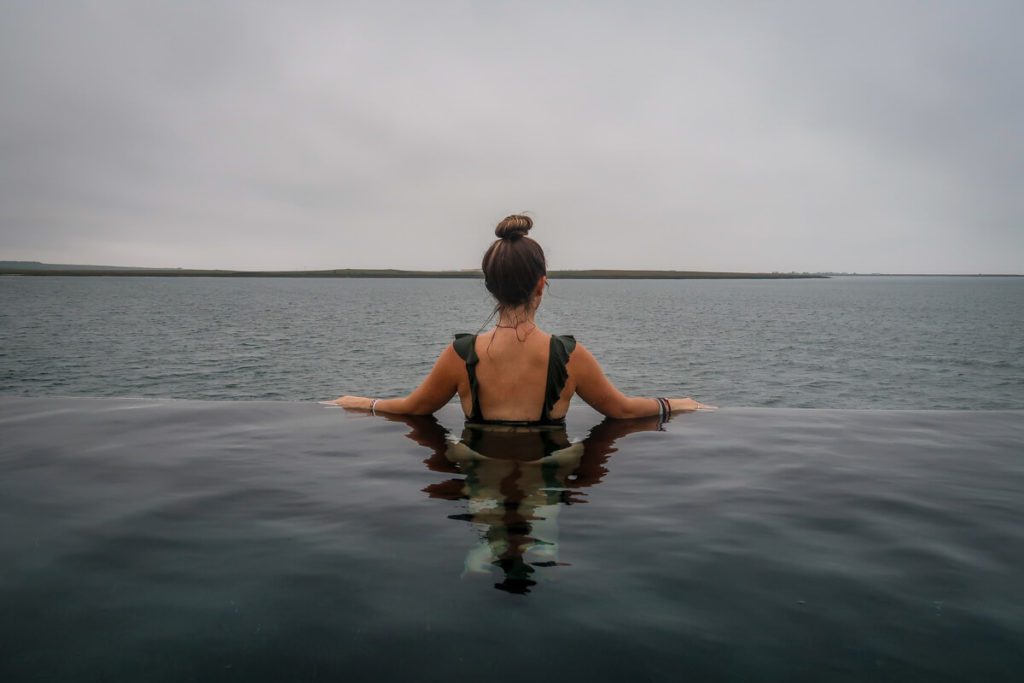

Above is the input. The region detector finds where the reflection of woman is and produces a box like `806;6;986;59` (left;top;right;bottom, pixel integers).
334;214;711;421
385;413;665;594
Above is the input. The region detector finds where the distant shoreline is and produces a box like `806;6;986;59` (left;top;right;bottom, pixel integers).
1;263;1020;278
1;266;826;279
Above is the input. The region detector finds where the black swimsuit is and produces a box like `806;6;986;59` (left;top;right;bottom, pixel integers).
452;333;577;427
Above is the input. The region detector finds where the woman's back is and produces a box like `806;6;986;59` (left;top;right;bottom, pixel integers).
455;329;575;423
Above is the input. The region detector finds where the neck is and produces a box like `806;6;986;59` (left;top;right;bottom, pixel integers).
496;306;536;328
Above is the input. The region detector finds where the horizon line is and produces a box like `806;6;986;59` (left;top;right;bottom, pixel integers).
1;261;1021;278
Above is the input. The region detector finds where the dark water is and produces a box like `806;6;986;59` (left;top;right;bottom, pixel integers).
1;397;1022;681
2;276;1022;408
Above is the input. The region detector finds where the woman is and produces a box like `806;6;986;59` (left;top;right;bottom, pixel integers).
335;214;710;421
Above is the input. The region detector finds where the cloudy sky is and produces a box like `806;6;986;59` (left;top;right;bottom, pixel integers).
1;1;1021;273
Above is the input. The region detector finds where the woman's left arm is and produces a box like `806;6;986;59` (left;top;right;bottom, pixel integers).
334;344;462;416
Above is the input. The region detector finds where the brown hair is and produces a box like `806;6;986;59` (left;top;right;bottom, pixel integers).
481;214;547;311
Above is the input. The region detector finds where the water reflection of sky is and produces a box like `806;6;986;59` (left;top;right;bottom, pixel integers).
4;398;1023;680
379;413;666;594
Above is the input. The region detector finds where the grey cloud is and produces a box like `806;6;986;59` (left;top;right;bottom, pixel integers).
1;0;1021;272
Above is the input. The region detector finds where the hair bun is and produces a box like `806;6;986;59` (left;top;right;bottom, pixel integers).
495;214;533;240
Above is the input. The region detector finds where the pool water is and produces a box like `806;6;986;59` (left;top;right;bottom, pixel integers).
1;397;1022;681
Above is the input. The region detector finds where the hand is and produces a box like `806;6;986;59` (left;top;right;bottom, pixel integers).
334;395;374;410
669;398;716;413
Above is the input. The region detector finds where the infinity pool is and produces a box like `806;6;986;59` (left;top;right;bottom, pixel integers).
1;398;1022;681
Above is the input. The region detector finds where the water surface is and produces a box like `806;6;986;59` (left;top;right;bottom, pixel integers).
2;276;1022;408
2;397;1022;681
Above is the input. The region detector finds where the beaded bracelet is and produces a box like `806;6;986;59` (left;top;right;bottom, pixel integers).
657;397;671;420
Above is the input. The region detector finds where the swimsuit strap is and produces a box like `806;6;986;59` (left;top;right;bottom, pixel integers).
543;334;577;421
453;333;576;423
452;333;483;421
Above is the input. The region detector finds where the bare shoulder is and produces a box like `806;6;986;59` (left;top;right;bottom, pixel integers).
412;342;463;396
436;341;464;371
566;341;600;375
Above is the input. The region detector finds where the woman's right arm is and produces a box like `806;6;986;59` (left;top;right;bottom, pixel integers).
570;343;709;418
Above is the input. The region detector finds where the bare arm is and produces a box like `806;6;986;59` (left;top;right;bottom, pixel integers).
334;344;462;416
571;343;709;418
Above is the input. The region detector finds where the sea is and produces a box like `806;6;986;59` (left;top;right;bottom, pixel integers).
1;275;1023;682
1;275;1022;408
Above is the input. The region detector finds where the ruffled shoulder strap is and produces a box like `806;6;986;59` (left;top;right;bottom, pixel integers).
543;334;577;420
452;333;476;360
554;334;577;355
452;334;482;420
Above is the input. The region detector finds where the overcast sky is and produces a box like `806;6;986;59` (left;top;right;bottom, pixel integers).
1;1;1021;273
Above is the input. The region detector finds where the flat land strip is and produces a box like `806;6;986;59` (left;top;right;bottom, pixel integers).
0;264;826;279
